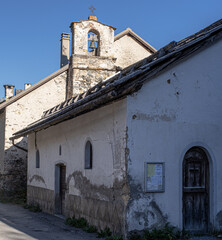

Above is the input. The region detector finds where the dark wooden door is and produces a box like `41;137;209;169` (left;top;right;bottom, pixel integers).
183;147;209;233
60;165;66;215
55;164;66;215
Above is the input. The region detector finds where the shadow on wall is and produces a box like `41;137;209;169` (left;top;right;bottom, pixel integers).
0;137;27;193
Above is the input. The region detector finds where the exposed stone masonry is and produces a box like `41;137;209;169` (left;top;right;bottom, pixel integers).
27;185;54;214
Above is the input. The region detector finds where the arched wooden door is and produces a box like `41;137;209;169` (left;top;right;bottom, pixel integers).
183;147;209;233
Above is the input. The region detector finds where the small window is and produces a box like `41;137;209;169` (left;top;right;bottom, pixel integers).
59;145;62;156
85;141;92;169
36;150;40;168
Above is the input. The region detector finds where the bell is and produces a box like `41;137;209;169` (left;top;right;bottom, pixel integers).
89;40;96;49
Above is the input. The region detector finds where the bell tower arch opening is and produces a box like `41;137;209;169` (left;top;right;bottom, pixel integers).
88;30;100;56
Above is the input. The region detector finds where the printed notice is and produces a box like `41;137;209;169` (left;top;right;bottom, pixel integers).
146;163;164;192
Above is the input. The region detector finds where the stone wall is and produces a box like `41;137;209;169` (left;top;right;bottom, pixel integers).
28;182;126;234
71;19;115;57
71;54;117;96
2;71;67;192
66;182;125;234
69;18;116;98
0;110;5;190
69;53;117;97
0;111;5;174
27;185;54;214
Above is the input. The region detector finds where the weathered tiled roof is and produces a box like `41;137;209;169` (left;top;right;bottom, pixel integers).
11;19;222;140
177;19;222;48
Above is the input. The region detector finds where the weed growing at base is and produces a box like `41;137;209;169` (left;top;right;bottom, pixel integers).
129;223;190;240
24;204;42;212
65;216;123;240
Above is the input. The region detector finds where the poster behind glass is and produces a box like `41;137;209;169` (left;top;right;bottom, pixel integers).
145;162;165;192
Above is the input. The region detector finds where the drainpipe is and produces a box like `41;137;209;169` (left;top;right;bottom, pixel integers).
12;139;28;152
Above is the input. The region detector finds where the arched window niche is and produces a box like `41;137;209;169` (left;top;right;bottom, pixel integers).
85;140;93;169
88;30;100;56
59;145;62;156
36;149;40;168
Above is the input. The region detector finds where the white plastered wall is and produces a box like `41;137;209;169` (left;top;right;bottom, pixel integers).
126;39;222;231
113;35;152;69
28;99;127;192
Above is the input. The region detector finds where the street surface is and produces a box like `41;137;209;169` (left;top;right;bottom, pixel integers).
0;202;99;240
0;202;220;240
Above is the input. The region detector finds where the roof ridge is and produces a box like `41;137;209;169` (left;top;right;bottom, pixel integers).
177;18;222;46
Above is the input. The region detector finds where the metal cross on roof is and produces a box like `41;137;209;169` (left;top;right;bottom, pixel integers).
89;5;96;15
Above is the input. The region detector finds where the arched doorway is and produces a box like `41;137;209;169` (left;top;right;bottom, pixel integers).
183;147;209;233
55;164;66;215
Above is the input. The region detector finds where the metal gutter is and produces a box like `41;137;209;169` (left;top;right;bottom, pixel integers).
12;139;28;152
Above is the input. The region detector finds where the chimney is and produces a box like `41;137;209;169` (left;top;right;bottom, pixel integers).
88;15;97;21
25;83;31;90
4;85;15;100
15;89;23;95
60;33;70;68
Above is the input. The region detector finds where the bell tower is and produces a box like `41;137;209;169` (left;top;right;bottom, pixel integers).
67;16;117;99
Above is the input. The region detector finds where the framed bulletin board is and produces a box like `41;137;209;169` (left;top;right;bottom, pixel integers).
145;162;165;192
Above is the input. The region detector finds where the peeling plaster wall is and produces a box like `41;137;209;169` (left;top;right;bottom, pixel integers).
126;40;222;232
113;35;152;69
27;99;128;234
2;72;67;191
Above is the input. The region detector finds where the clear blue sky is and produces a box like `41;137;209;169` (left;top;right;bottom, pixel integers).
0;0;221;98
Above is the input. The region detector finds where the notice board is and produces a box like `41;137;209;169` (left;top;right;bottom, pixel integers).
145;162;165;192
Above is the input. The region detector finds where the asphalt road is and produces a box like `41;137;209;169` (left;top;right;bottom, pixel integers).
0;202;99;240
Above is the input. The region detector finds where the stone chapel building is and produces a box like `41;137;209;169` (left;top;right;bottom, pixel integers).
12;19;222;238
0;15;155;192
